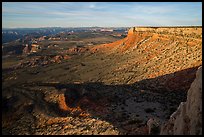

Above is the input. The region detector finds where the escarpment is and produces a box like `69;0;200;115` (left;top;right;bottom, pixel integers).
89;27;202;91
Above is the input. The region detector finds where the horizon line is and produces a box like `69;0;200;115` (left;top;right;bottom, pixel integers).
2;25;202;29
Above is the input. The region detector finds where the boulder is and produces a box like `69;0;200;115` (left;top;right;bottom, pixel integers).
147;118;160;135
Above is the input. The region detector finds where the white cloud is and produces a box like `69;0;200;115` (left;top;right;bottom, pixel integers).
89;4;95;9
131;4;179;15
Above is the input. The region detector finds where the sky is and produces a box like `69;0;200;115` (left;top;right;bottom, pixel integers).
2;2;202;28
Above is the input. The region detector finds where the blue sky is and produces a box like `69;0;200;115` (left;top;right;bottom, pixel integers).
2;2;202;28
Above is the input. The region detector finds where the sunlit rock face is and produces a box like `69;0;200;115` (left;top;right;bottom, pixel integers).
160;66;202;135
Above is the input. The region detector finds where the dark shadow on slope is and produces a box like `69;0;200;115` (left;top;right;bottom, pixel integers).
2;66;200;135
131;66;200;92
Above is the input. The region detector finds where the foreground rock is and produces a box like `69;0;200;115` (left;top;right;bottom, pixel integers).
160;66;202;135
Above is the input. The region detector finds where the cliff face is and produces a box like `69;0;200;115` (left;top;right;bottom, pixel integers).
160;66;202;135
128;27;202;36
124;27;202;52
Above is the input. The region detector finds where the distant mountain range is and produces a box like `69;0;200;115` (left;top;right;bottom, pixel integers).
2;27;128;44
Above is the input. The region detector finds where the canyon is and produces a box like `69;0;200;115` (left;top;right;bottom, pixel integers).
2;26;202;135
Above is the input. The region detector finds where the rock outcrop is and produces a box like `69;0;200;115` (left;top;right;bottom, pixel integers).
160;66;202;135
22;45;31;54
15;54;72;69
